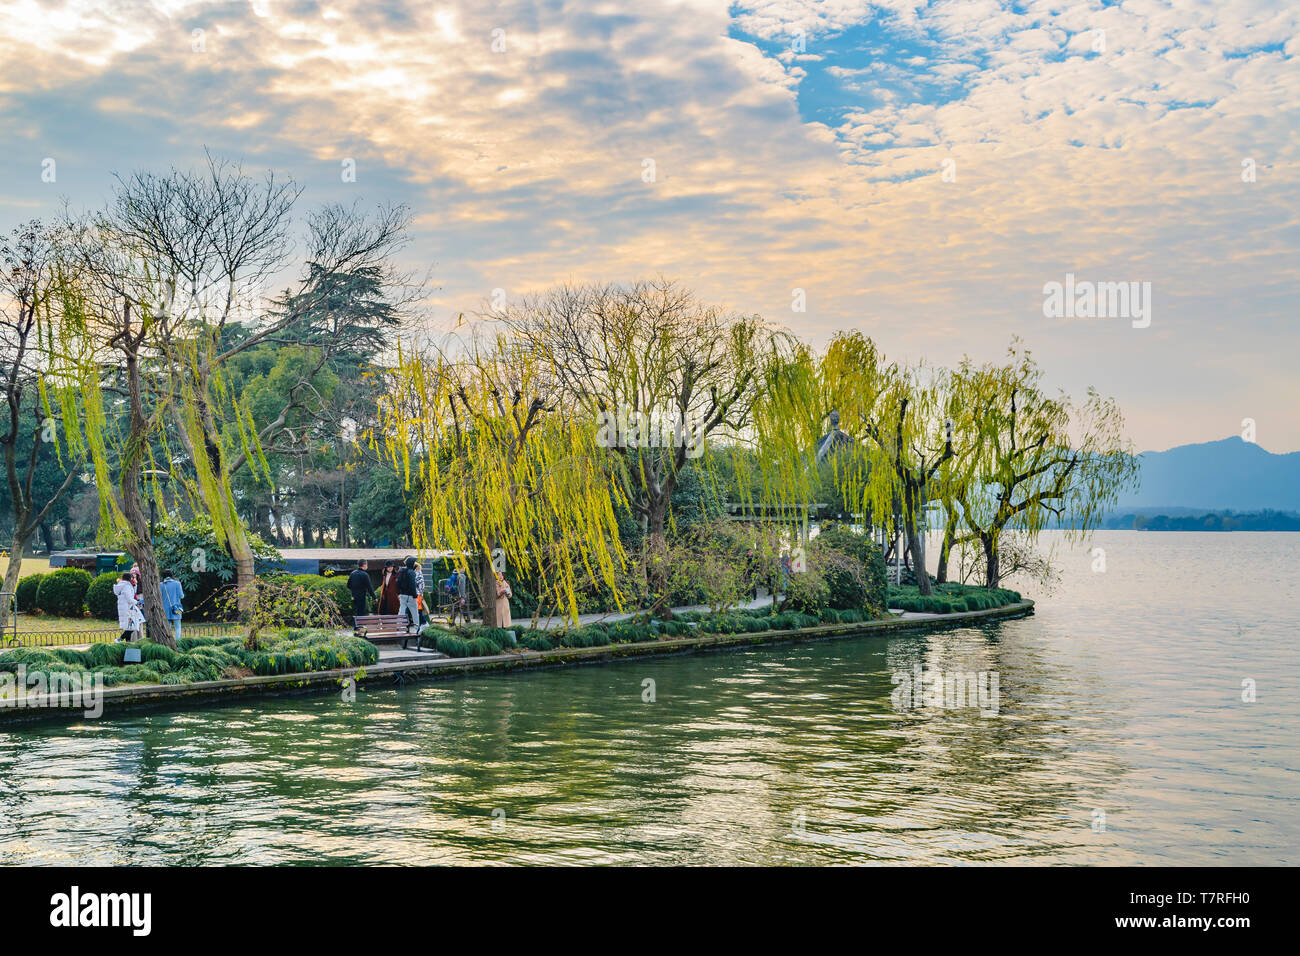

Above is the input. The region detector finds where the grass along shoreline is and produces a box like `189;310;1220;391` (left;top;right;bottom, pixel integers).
0;597;1035;722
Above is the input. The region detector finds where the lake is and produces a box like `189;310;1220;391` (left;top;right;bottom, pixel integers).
1;531;1296;864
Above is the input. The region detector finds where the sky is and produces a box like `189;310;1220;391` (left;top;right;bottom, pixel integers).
1;0;1297;453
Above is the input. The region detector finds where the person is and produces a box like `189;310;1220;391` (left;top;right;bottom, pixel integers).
113;573;142;642
443;567;468;624
494;570;513;629
160;567;185;644
396;556;420;630
379;560;399;614
411;557;426;605
347;559;376;619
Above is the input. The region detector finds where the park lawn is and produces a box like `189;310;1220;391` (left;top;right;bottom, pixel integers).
12;614;116;634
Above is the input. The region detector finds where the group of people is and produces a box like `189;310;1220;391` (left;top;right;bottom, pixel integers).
346;557;514;629
104;555;520;644
114;567;185;643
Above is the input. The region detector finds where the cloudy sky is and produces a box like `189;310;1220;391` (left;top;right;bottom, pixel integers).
2;0;1296;452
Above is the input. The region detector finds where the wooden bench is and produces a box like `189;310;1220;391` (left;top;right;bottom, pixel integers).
353;613;424;650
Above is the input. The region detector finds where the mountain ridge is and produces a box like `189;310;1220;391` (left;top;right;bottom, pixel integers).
1117;436;1300;512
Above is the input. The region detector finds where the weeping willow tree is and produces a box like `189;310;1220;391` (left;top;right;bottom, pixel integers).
47;226;181;645
947;340;1139;587
373;336;628;626
743;331;960;595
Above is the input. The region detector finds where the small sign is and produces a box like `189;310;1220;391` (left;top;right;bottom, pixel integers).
123;646;142;663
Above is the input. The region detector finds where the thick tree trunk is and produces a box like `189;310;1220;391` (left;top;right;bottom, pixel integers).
227;522;257;611
479;553;498;627
39;522;54;554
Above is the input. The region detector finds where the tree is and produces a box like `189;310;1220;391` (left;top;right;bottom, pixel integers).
56;219;178;645
493;279;772;551
99;155;410;604
373;337;626;626
949;340;1139;587
0;221;87;623
747;332;959;595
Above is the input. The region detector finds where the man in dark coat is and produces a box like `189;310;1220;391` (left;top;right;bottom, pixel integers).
347;560;376;618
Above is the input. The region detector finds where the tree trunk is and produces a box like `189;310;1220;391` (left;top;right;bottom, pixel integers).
936;513;956;584
62;520;74;549
227;522;257;612
982;534;999;589
338;472;350;547
906;521;933;595
479;553;499;627
39;522;54;554
1;530;25;628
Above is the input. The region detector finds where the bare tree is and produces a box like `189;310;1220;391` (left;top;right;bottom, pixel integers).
493;279;772;552
101;155;412;603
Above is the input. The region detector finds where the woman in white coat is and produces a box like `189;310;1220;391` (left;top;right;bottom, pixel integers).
114;573;143;642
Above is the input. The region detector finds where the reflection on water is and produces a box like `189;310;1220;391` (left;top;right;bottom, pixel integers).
0;532;1296;864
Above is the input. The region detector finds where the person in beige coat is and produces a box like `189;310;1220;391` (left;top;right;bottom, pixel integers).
494;571;513;628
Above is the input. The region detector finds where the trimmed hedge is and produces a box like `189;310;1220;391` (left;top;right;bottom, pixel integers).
35;567;93;617
86;571;120;620
887;583;1022;614
15;573;43;612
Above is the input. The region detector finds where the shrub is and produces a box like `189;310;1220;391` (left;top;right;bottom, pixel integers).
478;626;515;647
152;516;282;621
434;633;470;657
213;577;345;649
86;572;120;619
812;526;887;614
608;622;655;643
418;624;454;651
522;633;553;651
782;563;830;614
15;573;43;612
35;567;93;617
465;636;503;657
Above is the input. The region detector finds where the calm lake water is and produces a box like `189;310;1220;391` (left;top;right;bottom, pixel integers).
1;531;1296;865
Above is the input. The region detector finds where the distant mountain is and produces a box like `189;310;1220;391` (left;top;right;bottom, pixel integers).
1116;437;1300;512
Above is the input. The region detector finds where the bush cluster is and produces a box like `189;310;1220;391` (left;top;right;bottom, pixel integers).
35;567;93;617
15;573;44;611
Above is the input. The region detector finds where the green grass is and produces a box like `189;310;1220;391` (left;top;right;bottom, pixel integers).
0;629;379;687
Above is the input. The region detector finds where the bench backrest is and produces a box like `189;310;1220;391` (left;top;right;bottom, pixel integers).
355;614;411;628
